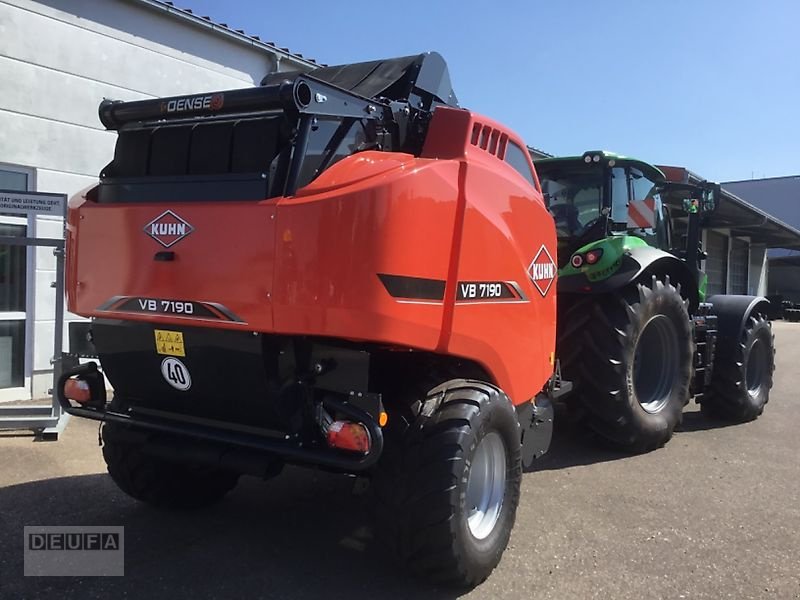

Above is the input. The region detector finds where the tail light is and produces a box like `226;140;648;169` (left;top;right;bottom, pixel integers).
64;379;91;404
571;248;603;268
585;249;603;264
326;421;371;453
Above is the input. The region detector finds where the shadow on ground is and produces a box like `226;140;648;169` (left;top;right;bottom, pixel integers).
676;408;742;433
531;403;741;472
0;404;744;598
0;468;463;600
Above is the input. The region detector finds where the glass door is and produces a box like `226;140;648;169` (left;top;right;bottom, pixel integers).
0;220;27;389
0;167;31;394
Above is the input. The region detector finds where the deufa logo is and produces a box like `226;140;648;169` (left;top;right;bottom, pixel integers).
528;245;556;297
144;210;194;248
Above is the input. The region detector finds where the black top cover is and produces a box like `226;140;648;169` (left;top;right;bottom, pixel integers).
262;52;459;109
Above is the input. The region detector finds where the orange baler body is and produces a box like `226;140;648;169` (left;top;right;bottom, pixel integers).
67;107;557;404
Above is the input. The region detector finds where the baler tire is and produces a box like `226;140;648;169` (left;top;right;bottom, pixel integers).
557;276;693;453
102;419;240;509
702;313;774;422
373;379;521;588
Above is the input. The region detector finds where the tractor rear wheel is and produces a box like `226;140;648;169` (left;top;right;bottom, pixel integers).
373;379;521;587
702;313;774;421
558;276;693;453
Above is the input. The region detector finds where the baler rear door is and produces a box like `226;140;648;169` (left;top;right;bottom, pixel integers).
69;199;277;331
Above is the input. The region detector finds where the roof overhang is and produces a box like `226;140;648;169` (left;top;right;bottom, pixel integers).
659;165;800;250
128;0;320;69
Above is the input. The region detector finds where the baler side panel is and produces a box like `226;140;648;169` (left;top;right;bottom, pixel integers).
271;159;460;350
446;156;557;404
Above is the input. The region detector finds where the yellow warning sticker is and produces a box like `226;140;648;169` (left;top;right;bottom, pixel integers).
154;329;186;357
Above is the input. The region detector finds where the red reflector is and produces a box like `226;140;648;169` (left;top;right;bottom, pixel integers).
326;421;371;454
64;379;91;404
586;249;603;264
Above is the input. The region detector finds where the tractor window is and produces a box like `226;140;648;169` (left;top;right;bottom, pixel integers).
630;169;658;203
540;170;604;240
610;167;630;224
627;168;669;249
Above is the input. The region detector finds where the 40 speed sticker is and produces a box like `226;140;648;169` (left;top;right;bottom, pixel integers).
161;357;192;391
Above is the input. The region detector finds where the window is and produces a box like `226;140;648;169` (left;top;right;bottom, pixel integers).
620;168;669;250
0;170;28;191
630;168;658;203
540;168;604;240
0;223;26;313
0;166;31;391
504;142;536;187
610;167;630;223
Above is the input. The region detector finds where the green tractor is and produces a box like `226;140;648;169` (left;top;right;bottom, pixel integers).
535;151;775;452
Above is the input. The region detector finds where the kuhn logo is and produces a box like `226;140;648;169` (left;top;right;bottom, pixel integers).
528;245;556;297
161;93;224;114
144;210;194;248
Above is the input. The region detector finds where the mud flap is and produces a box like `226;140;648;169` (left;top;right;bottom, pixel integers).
517;397;554;469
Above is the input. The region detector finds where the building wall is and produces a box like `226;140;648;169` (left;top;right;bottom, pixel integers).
701;230;767;298
749;245;768;296
769;263;800;303
0;0;313;399
723;177;800;297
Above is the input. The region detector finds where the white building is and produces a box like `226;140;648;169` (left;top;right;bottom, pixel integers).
0;0;316;401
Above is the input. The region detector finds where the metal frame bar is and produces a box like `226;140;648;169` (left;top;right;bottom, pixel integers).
0;192;69;439
55;362;383;472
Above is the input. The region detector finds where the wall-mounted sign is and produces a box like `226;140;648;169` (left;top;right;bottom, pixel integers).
0;190;66;217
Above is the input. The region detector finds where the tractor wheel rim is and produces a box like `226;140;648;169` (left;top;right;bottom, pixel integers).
465;432;507;540
633;315;680;414
746;338;768;396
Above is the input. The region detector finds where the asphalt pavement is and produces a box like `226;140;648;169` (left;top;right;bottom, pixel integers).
1;322;799;599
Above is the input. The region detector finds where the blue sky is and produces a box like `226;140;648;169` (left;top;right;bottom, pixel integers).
180;0;798;182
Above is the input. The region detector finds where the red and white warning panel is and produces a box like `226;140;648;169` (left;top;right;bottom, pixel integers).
628;197;657;229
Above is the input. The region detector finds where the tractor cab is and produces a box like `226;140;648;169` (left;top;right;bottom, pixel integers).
535;151;671;266
534;150;774;456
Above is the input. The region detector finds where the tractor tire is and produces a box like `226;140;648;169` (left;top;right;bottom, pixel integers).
558;276;693;453
373;379;522;588
702;313;775;422
102;411;240;509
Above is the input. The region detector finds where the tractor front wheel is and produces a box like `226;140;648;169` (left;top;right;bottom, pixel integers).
702;313;775;421
558;276;693;453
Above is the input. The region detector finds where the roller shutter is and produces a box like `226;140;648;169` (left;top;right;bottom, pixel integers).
705;231;728;295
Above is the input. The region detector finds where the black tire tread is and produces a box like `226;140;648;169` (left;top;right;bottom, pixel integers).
557;276;693;453
102;423;239;509
703;313;775;422
374;379;521;587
